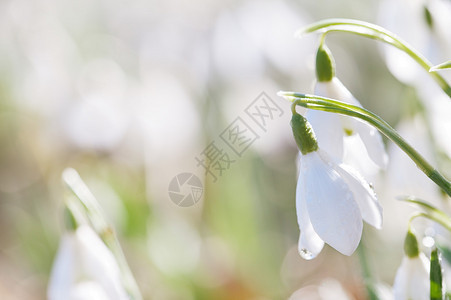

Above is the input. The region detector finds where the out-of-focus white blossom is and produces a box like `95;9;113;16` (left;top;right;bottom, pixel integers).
378;0;451;85
392;253;430;300
385;115;441;200
48;225;129;300
289;278;355;300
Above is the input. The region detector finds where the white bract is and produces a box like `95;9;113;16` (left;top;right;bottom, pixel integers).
308;77;388;171
296;148;383;259
48;225;129;300
392;253;430;300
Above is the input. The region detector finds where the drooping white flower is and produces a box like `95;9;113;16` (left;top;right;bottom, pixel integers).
48;225;129;300
291;113;383;259
308;44;388;174
393;253;430;300
296;149;383;259
392;230;431;300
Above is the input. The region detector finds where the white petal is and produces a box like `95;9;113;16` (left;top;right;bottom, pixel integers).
315;78;361;107
70;281;110;300
312;78;360;160
315;78;388;169
305;108;343;161
355;120;388;169
302;151;363;256
296;169;324;259
335;163;383;229
342;134;380;179
48;234;78;300
76;226;129;300
393;254;430;300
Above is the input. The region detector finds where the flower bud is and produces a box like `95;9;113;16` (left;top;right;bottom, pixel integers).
316;43;336;82
404;229;420;258
291;113;318;155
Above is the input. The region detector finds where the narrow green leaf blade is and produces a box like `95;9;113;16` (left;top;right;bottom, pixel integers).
430;248;444;300
436;244;451;267
430;61;451;72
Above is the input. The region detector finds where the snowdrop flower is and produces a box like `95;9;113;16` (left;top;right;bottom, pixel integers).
393;230;430;300
291;113;383;259
48;225;129;300
307;43;387;172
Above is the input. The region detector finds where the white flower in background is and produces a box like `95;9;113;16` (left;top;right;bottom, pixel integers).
386;115;441;200
308;44;388;173
393;254;430;300
291;113;383;259
48;225;129;300
393;231;430;300
288;278;354;300
378;0;451;85
62;59;130;153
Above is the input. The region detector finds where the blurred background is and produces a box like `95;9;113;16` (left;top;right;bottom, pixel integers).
0;0;450;299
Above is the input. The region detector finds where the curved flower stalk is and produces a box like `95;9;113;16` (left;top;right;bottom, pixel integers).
279;92;451;197
393;230;431;300
308;42;387;173
291;112;382;259
296;18;451;98
48;224;129;300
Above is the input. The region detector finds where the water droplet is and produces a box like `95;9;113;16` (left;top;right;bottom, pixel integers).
299;248;316;260
422;236;435;248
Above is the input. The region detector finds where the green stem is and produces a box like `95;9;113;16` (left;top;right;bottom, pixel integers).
281;92;451;196
357;241;379;300
410;212;451;233
298;19;451;98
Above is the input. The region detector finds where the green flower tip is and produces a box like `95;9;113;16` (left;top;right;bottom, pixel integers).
316;43;336;82
64;205;79;231
404;230;420;258
423;5;434;29
291;113;318;155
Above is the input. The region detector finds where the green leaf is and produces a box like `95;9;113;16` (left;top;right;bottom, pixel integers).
430;248;444;300
436;244;451;266
294;18;451;98
430;61;451;72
